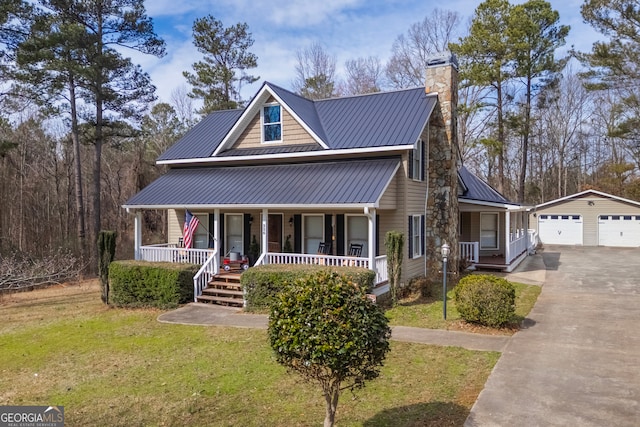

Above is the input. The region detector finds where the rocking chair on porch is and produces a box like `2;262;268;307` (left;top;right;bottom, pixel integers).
348;243;363;257
317;241;332;255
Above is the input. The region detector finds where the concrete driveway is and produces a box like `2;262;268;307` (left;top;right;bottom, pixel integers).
466;246;640;427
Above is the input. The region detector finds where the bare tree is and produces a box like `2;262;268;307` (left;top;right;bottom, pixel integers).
343;56;385;95
386;8;462;88
292;42;338;99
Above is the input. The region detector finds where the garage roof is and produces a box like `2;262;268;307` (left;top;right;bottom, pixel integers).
535;189;640;209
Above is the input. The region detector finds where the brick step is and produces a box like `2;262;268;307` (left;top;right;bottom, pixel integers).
196;294;244;307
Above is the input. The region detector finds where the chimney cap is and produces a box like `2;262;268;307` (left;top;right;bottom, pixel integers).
425;52;459;71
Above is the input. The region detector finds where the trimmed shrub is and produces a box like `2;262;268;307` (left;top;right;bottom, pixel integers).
241;264;376;312
454;274;516;327
109;260;199;309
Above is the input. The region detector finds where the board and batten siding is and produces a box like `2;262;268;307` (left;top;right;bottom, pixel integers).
533;195;640;246
232;105;318;149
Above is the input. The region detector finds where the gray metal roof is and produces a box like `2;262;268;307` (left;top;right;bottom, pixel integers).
159;83;436;161
458;166;515;205
219;144;321;157
124;158;400;208
157;109;243;161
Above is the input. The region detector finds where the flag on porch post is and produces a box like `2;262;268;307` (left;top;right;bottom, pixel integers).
183;210;200;249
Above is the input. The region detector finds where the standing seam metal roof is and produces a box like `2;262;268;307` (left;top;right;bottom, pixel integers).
124;158;400;207
458;166;515;205
158;83;436;162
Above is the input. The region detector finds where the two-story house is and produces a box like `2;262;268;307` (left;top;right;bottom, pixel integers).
124;53;531;303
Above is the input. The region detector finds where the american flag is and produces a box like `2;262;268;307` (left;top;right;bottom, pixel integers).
183;210;200;249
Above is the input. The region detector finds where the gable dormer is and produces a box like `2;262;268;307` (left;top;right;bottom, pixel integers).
215;84;329;155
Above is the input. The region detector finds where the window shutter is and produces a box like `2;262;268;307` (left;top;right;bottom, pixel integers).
408;216;413;257
219;213;225;255
336;214;345;256
324;214;333;254
243;214;251;256
421;140;426;181
208;214;215;248
408;149;414;179
293;215;302;253
421;214;425;256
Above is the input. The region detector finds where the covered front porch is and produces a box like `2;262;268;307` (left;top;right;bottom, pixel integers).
131;208;389;301
458;202;535;272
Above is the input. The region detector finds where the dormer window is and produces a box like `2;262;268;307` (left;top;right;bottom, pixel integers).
262;104;282;143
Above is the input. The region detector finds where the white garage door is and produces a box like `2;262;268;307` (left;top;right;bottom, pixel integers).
598;215;640;247
538;214;583;245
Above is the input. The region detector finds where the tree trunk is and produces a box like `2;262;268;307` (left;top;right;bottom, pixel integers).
69;74;86;249
496;80;505;195
323;381;340;427
518;77;532;203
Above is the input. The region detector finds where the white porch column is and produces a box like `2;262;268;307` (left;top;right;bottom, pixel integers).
262;208;269;259
366;207;376;270
504;210;511;264
134;211;142;260
213;209;220;252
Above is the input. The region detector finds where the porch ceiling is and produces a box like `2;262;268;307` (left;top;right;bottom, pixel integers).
123;158;400;210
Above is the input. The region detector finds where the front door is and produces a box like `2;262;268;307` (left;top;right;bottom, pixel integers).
268;214;283;252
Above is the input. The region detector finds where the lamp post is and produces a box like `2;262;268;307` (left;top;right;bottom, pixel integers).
441;242;450;320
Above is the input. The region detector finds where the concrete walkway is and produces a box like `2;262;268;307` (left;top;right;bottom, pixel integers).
158;302;510;352
466;246;640;427
158;253;547;353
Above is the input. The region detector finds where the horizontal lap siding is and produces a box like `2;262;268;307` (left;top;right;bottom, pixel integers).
168;209;181;245
233;108;317;149
535;197;640;246
404;149;428;281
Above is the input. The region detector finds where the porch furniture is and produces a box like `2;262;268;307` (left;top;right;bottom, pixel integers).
348;243;363;257
317;241;332;254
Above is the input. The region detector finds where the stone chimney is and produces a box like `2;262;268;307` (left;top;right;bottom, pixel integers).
424;52;459;279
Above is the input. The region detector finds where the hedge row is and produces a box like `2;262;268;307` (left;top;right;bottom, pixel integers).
241;264;376;312
109;260;198;309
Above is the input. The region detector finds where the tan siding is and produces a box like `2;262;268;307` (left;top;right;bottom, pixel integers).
378;171;398;209
535;197;640;246
168;209;181;245
231;107;319;150
402;142;429;282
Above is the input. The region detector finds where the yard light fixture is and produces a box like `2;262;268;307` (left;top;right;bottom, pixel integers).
442;242;450;320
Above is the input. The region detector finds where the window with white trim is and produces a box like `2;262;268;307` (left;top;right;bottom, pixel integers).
262;104;282;143
225;214;244;254
411;139;424;181
409;215;424;258
346;215;368;257
480;213;499;249
303;215;324;254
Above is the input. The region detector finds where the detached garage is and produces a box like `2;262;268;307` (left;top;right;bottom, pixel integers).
532;190;640;247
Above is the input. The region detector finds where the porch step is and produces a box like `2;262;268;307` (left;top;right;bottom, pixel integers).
196;273;244;307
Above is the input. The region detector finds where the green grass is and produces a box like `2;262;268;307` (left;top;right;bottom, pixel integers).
0;282;499;426
386;281;541;333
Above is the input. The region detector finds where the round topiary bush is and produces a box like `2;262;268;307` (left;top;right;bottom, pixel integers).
453;274;516;327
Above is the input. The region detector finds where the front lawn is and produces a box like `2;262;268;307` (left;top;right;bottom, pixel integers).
0;282;499;426
385;281;541;334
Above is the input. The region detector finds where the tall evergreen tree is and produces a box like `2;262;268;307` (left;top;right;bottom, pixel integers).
508;0;569;202
183;15;258;114
450;0;512;194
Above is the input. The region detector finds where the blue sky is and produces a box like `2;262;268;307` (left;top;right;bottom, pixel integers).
137;0;602;105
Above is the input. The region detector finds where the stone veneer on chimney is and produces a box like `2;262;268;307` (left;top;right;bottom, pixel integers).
425;53;459;279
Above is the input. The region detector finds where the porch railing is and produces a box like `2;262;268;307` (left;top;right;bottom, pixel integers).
507;234;527;264
459;242;479;263
193;250;219;302
139;244;214;265
256;252;388;285
528;229;538;251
